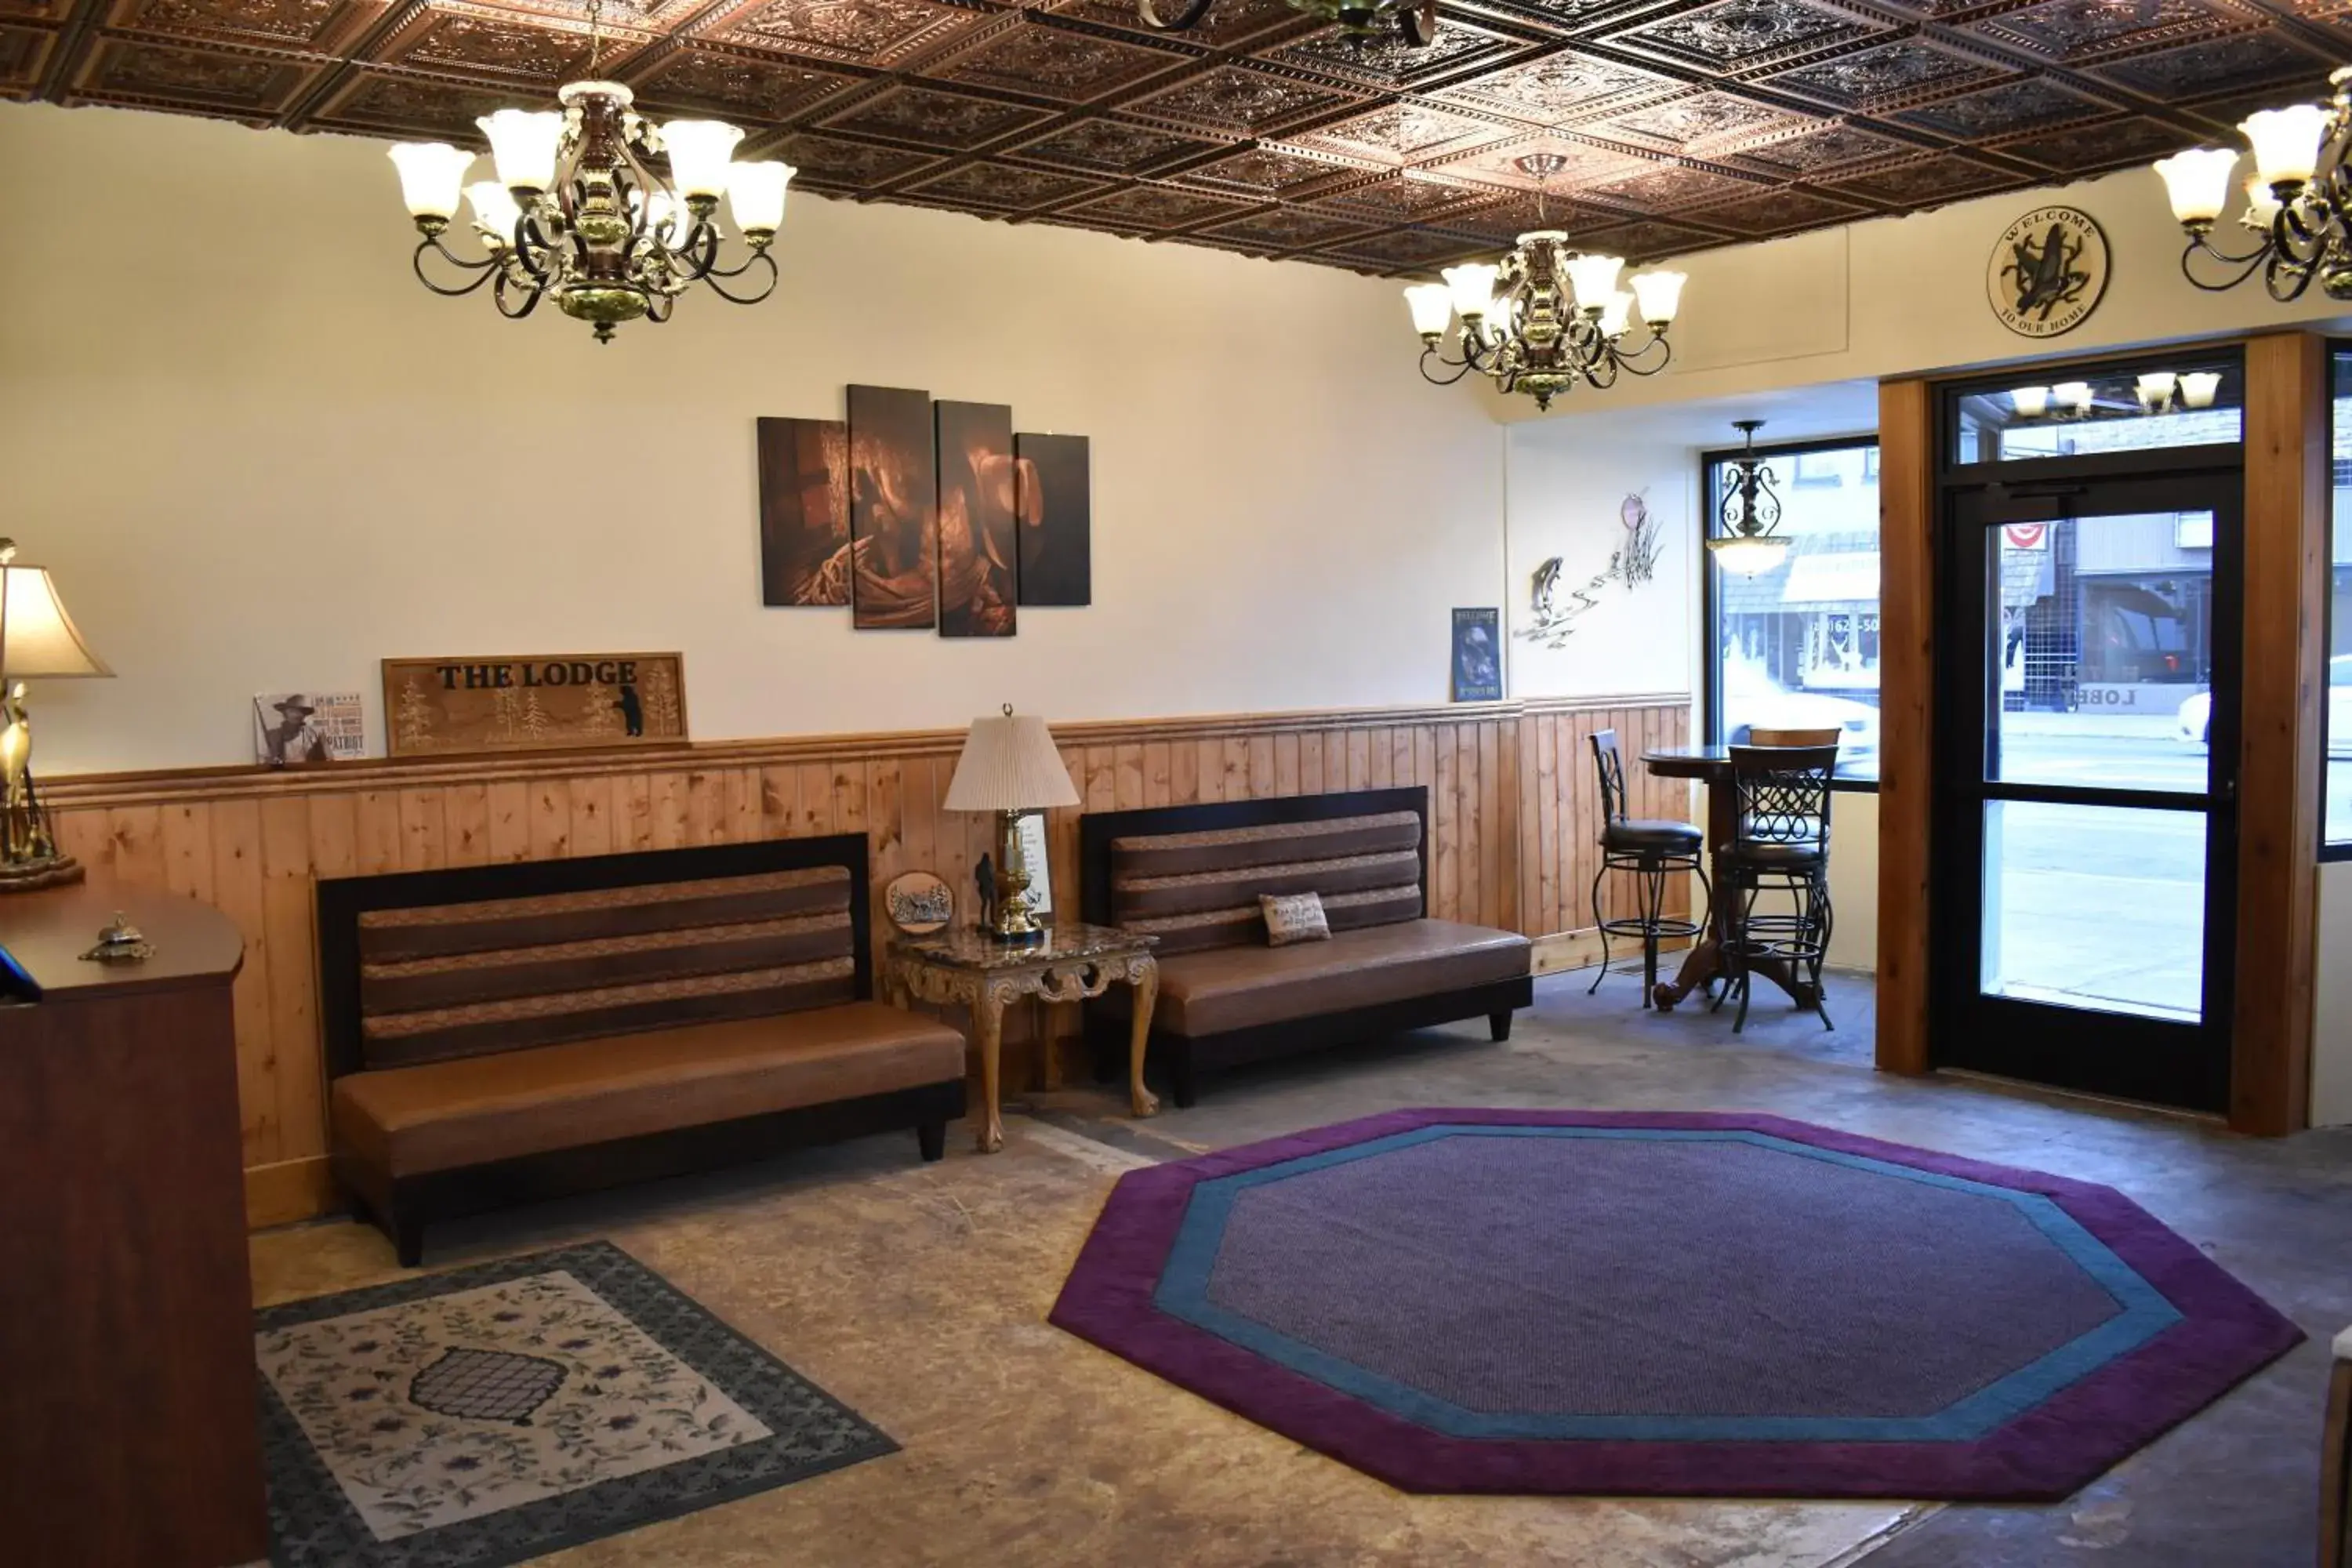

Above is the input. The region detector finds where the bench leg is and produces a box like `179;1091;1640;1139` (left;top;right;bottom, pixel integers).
392;1210;424;1269
1170;1047;1198;1110
1489;1009;1514;1043
916;1120;946;1163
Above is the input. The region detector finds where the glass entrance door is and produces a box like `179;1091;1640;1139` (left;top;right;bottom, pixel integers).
1933;473;2240;1111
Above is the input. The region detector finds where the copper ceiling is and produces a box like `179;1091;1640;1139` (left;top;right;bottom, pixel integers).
8;0;2346;272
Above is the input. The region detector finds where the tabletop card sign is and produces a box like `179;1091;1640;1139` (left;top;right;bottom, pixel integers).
383;653;687;757
1987;206;2107;339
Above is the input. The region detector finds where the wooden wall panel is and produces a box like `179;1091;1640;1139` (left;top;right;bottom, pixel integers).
1875;376;1936;1077
42;695;1686;1226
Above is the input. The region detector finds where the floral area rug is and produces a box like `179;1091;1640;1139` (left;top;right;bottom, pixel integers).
256;1241;894;1567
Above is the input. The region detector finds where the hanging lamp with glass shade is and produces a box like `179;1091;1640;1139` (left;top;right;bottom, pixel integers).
1709;420;1788;579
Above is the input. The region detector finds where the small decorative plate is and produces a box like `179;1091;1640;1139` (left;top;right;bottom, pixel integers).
884;869;955;936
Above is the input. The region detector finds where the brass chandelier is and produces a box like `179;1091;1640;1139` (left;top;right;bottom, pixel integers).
387;0;792;342
1403;154;1686;412
2152;67;2352;301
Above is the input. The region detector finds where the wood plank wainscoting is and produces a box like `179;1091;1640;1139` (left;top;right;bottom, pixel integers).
41;694;1688;1230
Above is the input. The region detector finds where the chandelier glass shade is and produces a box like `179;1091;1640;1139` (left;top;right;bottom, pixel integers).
1709;420;1786;579
388;9;793;344
2151;69;2352;301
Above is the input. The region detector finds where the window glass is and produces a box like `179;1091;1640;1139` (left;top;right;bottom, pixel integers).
1708;440;1880;782
2329;350;2352;847
1952;360;2243;466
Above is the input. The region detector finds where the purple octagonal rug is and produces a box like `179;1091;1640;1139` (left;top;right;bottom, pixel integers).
1048;1109;2303;1499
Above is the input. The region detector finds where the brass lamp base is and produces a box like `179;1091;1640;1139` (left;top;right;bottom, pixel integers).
984;808;1047;946
0;852;83;894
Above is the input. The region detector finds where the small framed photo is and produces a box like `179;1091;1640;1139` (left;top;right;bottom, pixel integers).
1014;811;1054;920
254;692;365;767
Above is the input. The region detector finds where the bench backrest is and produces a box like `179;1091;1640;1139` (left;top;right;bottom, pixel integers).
1080;787;1428;956
317;836;871;1076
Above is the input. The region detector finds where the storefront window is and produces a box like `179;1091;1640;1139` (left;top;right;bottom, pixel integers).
1707;438;1881;782
2328;350;2352;849
1951;358;2243;466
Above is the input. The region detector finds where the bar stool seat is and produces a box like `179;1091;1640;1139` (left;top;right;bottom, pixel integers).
1604;818;1704;853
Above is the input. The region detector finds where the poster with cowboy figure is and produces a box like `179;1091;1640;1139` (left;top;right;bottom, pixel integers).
254;692;365;767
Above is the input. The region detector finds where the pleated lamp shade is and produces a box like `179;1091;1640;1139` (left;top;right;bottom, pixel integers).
942;710;1079;813
0;558;111;679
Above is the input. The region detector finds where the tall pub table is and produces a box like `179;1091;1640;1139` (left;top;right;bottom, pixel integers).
0;879;270;1567
1639;745;1824;1014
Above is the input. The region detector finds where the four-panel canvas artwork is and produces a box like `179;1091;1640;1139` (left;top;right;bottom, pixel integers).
758;386;1090;636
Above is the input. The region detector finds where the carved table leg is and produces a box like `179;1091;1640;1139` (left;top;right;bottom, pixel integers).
1127;956;1160;1120
973;986;1007;1154
1037;996;1062;1094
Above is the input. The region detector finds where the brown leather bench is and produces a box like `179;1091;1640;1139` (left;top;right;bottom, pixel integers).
318;834;966;1265
1080;787;1533;1105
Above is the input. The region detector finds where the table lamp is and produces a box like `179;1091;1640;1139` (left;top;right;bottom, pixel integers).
942;705;1079;944
0;539;112;891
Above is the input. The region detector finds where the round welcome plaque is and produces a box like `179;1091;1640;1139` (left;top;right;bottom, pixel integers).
1987;205;2109;339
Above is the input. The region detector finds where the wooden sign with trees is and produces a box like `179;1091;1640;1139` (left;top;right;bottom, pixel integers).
382;653;688;758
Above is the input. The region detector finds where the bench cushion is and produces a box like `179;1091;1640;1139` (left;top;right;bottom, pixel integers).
1110;810;1424;954
1142;918;1530;1036
332;1001;964;1178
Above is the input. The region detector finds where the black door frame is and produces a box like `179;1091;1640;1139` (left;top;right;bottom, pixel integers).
1929;374;2245;1113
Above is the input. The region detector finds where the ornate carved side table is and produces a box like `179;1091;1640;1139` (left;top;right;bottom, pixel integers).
885;923;1160;1154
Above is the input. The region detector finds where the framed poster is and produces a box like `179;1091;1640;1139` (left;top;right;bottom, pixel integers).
1451;608;1502;702
1014;810;1053;920
848;384;938;630
757;416;850;607
253;691;365;767
383;653;687;757
1015;432;1090;606
936;401;1017;637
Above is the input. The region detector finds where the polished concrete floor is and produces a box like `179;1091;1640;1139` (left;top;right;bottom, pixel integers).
251;965;2352;1566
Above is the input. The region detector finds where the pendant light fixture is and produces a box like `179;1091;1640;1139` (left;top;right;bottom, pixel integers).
1709;420;1787;578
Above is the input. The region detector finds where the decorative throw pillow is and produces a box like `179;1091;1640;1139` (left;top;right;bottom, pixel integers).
1260;891;1330;947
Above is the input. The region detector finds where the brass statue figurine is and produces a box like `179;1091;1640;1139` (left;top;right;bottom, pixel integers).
0;678;74;886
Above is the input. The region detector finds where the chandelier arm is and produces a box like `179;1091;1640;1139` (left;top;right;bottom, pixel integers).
410;237;502;298
1417;347;1479;387
1609;330;1674;376
491;269;544;320
699;249;780;305
510;210;561;285
2176;229;2275;292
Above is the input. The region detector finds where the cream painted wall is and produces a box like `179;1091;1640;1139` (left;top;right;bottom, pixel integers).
0;103;1508;776
2316;866;2352;1124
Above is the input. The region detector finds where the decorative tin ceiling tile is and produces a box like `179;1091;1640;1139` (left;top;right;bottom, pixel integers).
0;0;77;22
1572;216;1731;258
1178;143;1370;193
303;68;513;137
1894;74;2109;140
2089;31;2332;101
1124;64;1356;133
775;129;943;187
1610;0;1883;70
1993;114;2198;172
1828;151;2015;203
929;20;1191;103
627;45;851;120
1581;158;1764;209
1738;121;1914;170
1065;181;1255;227
1436;191;1594;240
1608;89;1809;147
1421;132;1636;188
1440;50;1672;122
818;85;1055;149
1292;100;1512;158
1201;204;1377;249
1046;0;1305;48
1962;0;2246;64
1312;171;1501;218
74;37;314;114
900;161;1111;209
1272;18;1530;87
1762;38;2008;111
373;5;607;85
1006;115;1213;172
1687;184;1867;230
106;0;386;53
1323;224;1493;270
702;0;979;68
0;24;52;91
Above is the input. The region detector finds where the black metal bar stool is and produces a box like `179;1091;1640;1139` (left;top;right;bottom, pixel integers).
1588;729;1710;1007
1717;741;1837;1033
